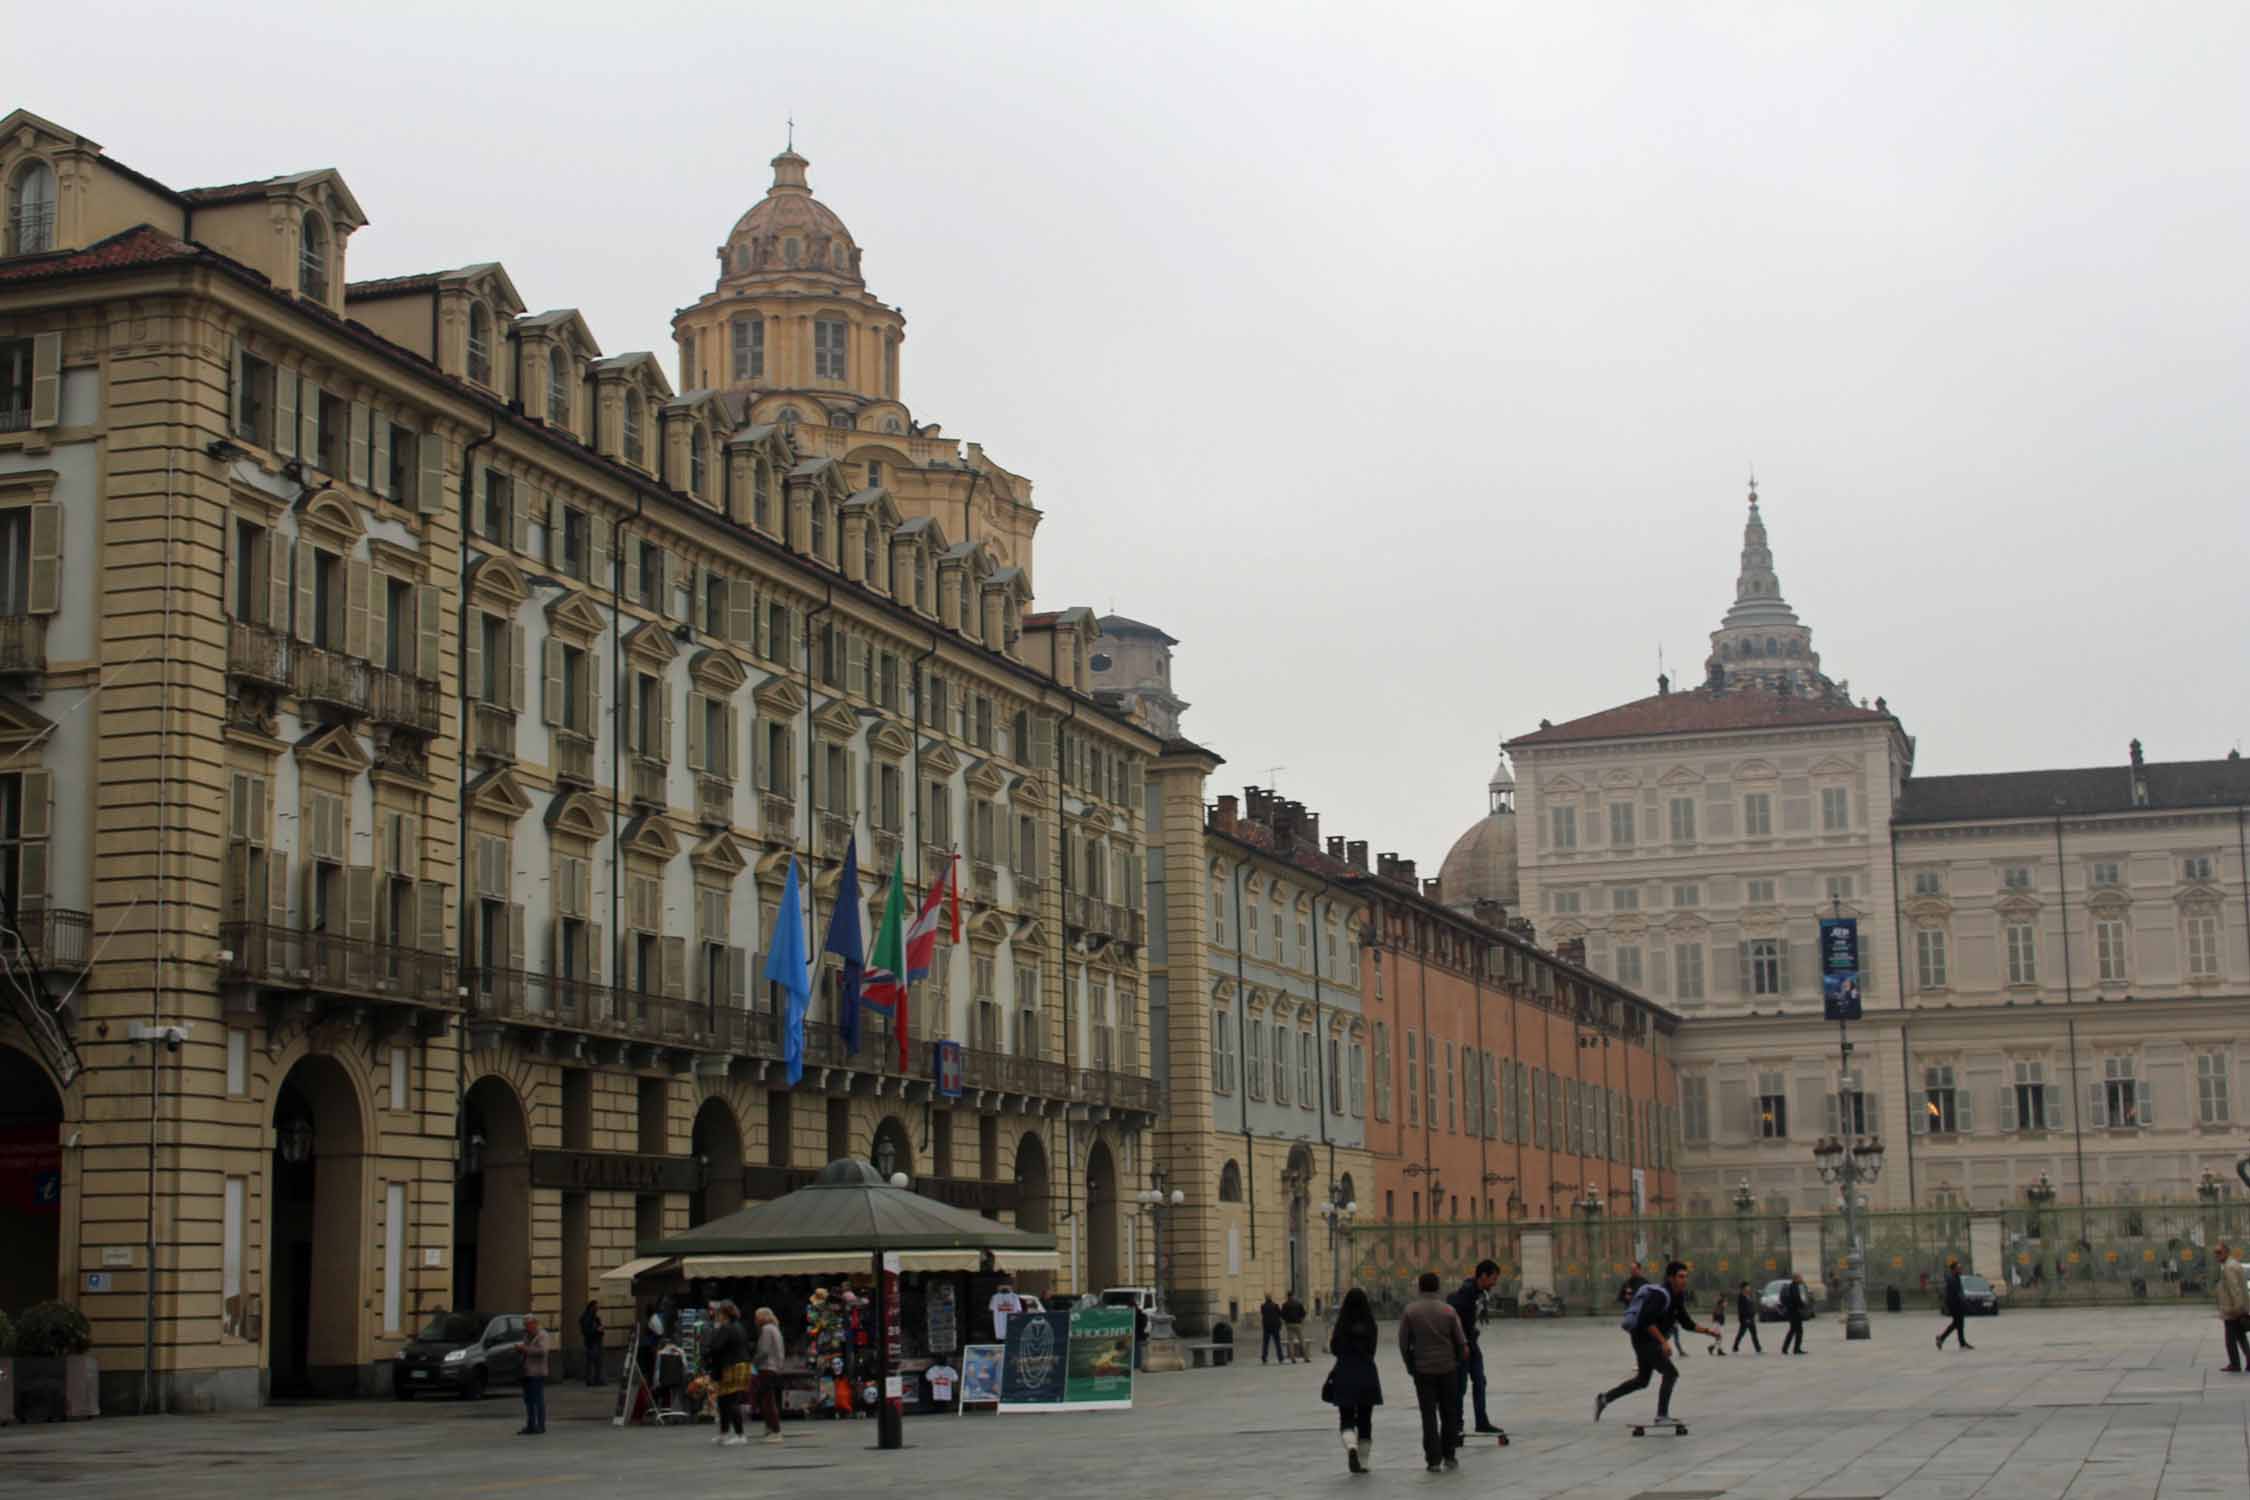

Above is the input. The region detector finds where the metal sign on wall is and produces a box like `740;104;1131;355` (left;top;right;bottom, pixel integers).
933;1040;964;1099
529;1150;701;1195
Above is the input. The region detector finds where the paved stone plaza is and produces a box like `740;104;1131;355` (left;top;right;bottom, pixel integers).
3;1306;2243;1497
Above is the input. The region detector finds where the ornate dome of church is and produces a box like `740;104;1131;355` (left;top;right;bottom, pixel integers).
721;147;862;282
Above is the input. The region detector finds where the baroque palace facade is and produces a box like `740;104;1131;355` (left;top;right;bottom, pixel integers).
0;109;1162;1410
1475;486;2250;1221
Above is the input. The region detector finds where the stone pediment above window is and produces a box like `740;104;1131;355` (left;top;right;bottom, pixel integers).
466;553;530;611
1244;989;1269;1016
1009;774;1049;808
1996;892;2043;918
965;758;1008;797
2174;890;2220;914
1600;768;1639;789
967;908;1011;946
1903;896;1952;921
895;515;950;552
754;848;797;887
920;739;963;778
623;618;680;666
0;696;54;749
1808;755;1858;777
298;489;366;545
690;648;746;694
1612;914;1647;939
867;719;913;760
1012;916;1047;949
1549;920;1588;945
545;589;606;642
1658;764;1703;786
1543;775;1584;796
467;765;534;818
690;829;747;878
1734;759;1779;782
753;675;806;718
622;811;679;861
811;699;858;741
294;722;371;774
545;788;607;843
1346;1017;1366;1039
1213;978;1237;1004
843;486;901;529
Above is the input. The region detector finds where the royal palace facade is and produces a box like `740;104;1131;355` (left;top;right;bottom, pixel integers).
0;109;1161;1410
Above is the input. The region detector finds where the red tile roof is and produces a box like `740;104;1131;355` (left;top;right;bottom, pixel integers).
344;271;441;299
1506;686;1896;748
0;225;202;283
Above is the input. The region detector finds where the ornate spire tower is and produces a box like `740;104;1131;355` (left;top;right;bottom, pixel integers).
1704;479;1833;695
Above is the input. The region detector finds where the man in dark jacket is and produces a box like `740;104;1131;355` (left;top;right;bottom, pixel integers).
1595;1260;1715;1424
1618;1260;1648;1308
1732;1280;1761;1354
1936;1258;1974;1351
1398;1272;1468;1472
1448;1259;1502;1436
1781;1272;1809;1355
1259;1293;1285;1364
1281;1292;1308;1362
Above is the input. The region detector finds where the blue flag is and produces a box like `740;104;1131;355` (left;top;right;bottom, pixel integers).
824;836;867;1054
764;857;813;1085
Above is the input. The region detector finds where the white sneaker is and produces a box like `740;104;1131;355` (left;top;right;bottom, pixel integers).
723;1434;749;1447
1357;1438;1373;1471
711;1435;726;1446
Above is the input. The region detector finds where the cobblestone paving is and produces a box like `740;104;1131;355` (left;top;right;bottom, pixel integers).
4;1306;2244;1497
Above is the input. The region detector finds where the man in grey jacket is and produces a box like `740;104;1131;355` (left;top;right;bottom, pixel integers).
1398;1271;1469;1472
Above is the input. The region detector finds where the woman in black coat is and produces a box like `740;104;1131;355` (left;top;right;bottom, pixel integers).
1325;1286;1384;1473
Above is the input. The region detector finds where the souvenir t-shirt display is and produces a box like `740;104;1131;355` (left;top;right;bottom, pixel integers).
925;1362;958;1403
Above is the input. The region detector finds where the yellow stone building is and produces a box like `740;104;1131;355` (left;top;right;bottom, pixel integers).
0;109;1160;1411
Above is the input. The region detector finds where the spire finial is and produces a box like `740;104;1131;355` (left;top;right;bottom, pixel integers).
786;114;795;151
1748;464;1758;505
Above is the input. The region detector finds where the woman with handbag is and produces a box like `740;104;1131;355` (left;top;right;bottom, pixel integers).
1324;1286;1384;1474
708;1303;752;1446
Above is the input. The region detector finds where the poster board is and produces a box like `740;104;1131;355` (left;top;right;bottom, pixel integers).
958;1344;1004;1408
997;1308;1134;1413
927;1281;959;1354
997;1310;1068;1410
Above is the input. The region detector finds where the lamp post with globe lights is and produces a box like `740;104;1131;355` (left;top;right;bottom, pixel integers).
1317;1184;1358;1317
1812;1132;1884;1340
1138;1168;1185;1314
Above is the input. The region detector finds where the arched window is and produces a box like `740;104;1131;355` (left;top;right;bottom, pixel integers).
7;160;56;256
1218;1160;1243;1203
809;497;827;560
777;404;799;427
298;212;329;300
754;458;774;530
784;237;801;266
688;425;708;497
1787;639;1801;657
862;520;877;584
466;301;492;386
1765;636;1778;656
622;389;645;464
733;244;749;272
546;347;570;426
832;409;854;430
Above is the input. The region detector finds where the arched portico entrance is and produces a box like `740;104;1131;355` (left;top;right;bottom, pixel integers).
691;1098;744;1226
1085;1140;1121;1292
1285;1144;1315;1300
0;1043;63;1313
269;1053;366;1396
1013;1133;1051;1294
454;1076;530;1315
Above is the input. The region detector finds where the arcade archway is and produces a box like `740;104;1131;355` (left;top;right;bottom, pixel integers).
691;1098;744;1227
1013;1133;1051;1294
269;1053;365;1396
1086;1139;1121;1292
454;1075;530;1315
0;1043;62;1314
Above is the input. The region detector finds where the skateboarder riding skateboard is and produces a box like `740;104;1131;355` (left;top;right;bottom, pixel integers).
1593;1260;1718;1433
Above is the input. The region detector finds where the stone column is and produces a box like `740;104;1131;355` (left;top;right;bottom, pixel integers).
1150;745;1221;1333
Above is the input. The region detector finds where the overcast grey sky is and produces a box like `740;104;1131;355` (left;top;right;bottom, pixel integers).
38;2;2250;867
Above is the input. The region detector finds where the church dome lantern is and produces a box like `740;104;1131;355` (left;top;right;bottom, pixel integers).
721;146;863;284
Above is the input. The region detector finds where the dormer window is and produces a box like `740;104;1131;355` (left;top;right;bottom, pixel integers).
914;548;929;612
6;161;55;256
623;390;645;465
546;347;570;426
862;524;877;585
688;426;708;497
466;302;493;386
809;499;827;561
753;459;774;531
814;319;847;380
298;212;329;301
832;409;854;429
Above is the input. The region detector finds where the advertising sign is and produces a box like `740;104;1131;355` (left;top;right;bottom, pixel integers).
1819;917;1862;1021
1061;1305;1136;1410
934;1040;964;1099
958;1344;1005;1406
997;1310;1068;1410
927;1282;959;1354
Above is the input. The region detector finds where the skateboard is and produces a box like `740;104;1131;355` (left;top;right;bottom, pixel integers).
1630;1421;1688;1437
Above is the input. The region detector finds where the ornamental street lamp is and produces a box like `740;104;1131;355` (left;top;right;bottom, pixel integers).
1316;1185;1358;1317
1137;1168;1186;1315
1733;1179;1756;1215
2197;1168;2223;1206
1811;1132;1884;1341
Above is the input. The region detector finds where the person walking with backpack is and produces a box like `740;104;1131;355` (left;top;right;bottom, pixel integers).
1282;1291;1310;1363
1594;1261;1716;1426
2214;1242;2248;1373
1447;1259;1503;1437
1935;1258;1974;1352
1398;1272;1469;1472
1781;1272;1810;1355
1324;1287;1384;1473
1732;1281;1762;1354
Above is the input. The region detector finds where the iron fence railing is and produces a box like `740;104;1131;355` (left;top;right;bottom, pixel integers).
0;613;47;674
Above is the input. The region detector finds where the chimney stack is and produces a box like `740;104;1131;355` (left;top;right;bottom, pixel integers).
1327;836;1346;862
1346;840;1369;871
1213;795;1238;833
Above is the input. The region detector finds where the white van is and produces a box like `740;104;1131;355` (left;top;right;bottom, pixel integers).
1099;1286;1156;1315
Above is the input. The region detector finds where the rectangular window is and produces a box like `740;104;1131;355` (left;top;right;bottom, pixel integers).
1916;928;1948;990
1674;942;1705;1001
1443;1040;1455;1131
2090;861;2120;888
2095;918;2127;982
2005;922;2038;984
1551;805;1577;850
1301;1031;1316;1110
1820;786;1849;831
2100;1055;2146;1128
1680;1074;1709;1141
222;1176;247;1339
1246;902;1261;957
389;1048;408;1110
1672;883;1699;908
479;469;513;547
1612;886;1640;911
1425;1041;1439;1131
1609;801;1634;847
0;339;33;427
2185;913;2220;977
1615;943;1642;987
1669;797;1695;844
1825;875;1854;904
1552;890;1580;914
2197;1052;2231;1125
732;316;764;379
226;1028;248;1096
234;351;277;447
814;319;848;380
2184;855;2214;883
1757;1071;1788;1138
2011;1060;2052;1130
1372;1021;1391;1121
2002;864;2033;890
383;1180;406;1333
1922;1064;1961;1134
1749;937;1784;996
1743;792;1772;837
1404;1030;1419;1125
1913;871;1943;897
1746;878;1776;906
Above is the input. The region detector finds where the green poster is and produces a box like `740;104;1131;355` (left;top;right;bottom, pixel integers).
1062;1305;1135;1409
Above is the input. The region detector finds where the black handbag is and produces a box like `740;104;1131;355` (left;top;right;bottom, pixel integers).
1320;1366;1338;1404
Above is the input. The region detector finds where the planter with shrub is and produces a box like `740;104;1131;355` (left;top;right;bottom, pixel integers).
11;1301;96;1421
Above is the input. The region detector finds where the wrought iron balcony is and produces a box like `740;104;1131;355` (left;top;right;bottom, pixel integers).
366;667;441;733
472;702;517;762
1064;890;1113;940
819;812;854;860
1074;1067;1162;1115
219;922;457;1008
760;792;796;840
872;827;902;867
227;621;294;688
630;756;667;809
0;613;47;676
970;860;997;904
554;730;596;787
6;907;88;973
